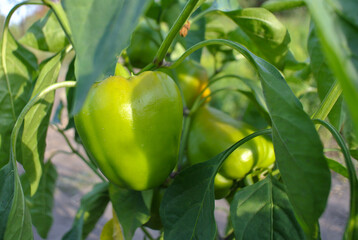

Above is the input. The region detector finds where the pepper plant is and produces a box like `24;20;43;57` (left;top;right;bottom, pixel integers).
0;0;357;240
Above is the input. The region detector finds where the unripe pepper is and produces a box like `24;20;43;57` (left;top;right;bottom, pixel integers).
74;71;183;191
188;105;275;198
161;60;210;108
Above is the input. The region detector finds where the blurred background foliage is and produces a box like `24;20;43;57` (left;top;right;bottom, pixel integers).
0;0;317;130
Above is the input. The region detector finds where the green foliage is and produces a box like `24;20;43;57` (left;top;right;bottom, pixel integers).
62;0;151;114
0;32;38;168
20;51;63;196
109;184;151;240
304;0;358;136
1;0;357;239
29;160;58;238
308;24;343;129
63;182;110;240
230;176;305;239
19;11;68;53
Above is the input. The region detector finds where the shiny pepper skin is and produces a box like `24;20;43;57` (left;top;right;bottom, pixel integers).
74;71;183;191
188;105;275;198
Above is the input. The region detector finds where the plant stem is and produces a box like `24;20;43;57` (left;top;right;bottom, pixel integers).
311;80;342;129
153;0;199;65
140;226;154;240
54;125;106;181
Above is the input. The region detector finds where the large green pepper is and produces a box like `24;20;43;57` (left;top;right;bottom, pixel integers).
74;71;183;191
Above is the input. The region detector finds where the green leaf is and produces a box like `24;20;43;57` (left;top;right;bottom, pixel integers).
224;8;290;68
160;159;217;240
308;23;342;129
63;182;110;240
172;37;331;238
251;54;330;239
160;130;270;240
109;184;150;240
0;32;38;168
61;0;150;113
262;0;305;12
304;0;358;136
1;162;34;240
350;149;358;160
19;11;68;53
0;163;15;238
326;157;349;178
230;176;305;240
30;160;58;239
20;51;63;196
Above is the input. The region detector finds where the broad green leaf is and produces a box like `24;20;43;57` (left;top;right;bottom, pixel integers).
202;3;290;68
20;52;63;196
262;0;305;12
326;157;348;179
63;182;110;240
30;160;58;239
224;8;290;68
19;11;68;53
304;0;358;136
228;27;260;58
160;130;269;240
308;24;342;129
2;162;33;240
109;184;150;240
205;39;330;238
0;163;15;238
0;32;38;168
173;37;331;238
62;0;150;113
230;176;305;240
160;159;217;240
251;55;330;239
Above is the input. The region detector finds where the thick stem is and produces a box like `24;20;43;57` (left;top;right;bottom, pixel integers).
311;80;342;129
153;0;199;65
